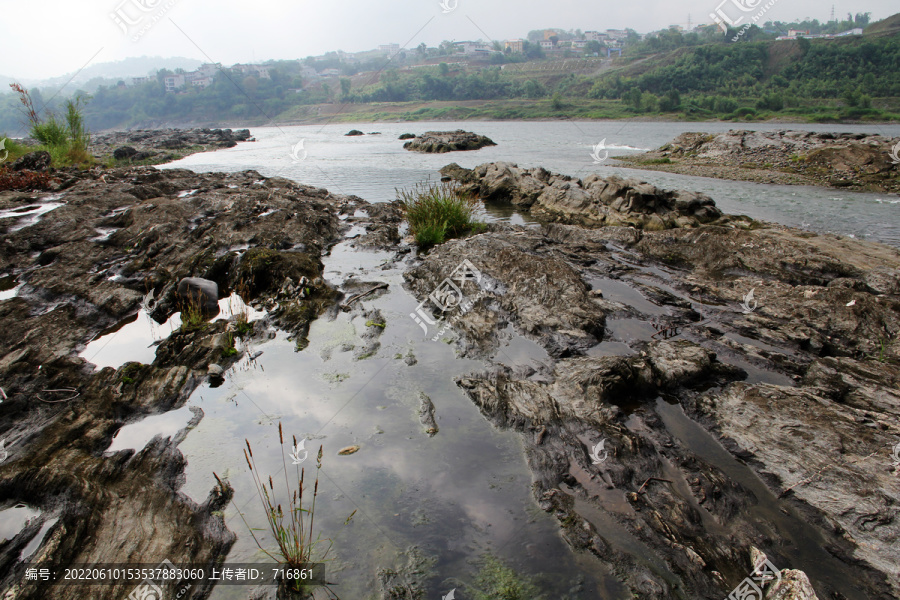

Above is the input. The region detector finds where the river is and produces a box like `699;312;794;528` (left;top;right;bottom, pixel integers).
162;120;900;247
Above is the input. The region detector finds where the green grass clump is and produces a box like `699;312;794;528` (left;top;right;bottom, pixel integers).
178;295;208;333
397;181;483;248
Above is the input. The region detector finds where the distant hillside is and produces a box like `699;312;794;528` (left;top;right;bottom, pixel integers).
865;12;900;37
2;56;203;91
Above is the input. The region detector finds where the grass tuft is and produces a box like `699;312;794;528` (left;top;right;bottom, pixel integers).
226;423;336;596
397;181;483;248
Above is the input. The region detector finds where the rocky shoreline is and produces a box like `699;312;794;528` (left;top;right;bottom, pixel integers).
89;128;254;165
621;130;900;194
1;134;899;599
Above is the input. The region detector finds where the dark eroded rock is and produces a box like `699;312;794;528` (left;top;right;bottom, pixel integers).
10;150;51;171
403;130;496;153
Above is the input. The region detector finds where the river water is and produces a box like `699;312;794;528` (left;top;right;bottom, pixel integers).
162;120;900;247
104;120;900;599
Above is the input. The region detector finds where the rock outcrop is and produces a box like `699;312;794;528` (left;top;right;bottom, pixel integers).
90;128;252;164
623;130;900;193
403;130;497;153
441;161;723;229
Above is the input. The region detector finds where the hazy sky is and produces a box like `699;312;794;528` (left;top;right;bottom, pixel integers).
0;0;894;80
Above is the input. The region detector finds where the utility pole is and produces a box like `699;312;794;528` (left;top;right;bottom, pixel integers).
687;14;692;30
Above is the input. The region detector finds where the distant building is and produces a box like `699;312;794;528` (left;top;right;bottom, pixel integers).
571;39;588;48
378;43;401;56
131;76;150;86
196;63;221;79
776;28;862;41
232;64;270;79
161;63;225;92
605;29;629;41
544;29;556;40
539;40;555;49
455;41;492;54
164;74;185;92
319;68;342;78
504;39;524;53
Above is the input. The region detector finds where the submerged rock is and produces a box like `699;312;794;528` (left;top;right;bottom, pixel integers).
403;130;497;153
418;392;438;436
345;129;364;136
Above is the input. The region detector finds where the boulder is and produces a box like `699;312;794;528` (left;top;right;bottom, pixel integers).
398;133;416;140
177;277;219;312
11;150;51;171
113;146;138;161
345;130;364;136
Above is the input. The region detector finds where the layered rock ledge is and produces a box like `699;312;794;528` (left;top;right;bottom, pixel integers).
621;129;900;193
441;161;723;229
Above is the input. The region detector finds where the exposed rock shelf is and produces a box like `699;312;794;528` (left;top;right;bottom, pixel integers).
621;129;900;193
90;127;253;164
441;161;723;229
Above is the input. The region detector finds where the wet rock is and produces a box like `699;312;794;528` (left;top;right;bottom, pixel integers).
768;570;820;600
10;150;51;171
0;166;347;599
338;445;360;455
398;133;416;140
177;277;219;312
207;363;224;377
404;232;605;357
403;130;496;153
345;129;364;136
440;162;722;228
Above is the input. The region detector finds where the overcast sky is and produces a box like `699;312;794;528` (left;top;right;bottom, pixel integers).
0;0;894;80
